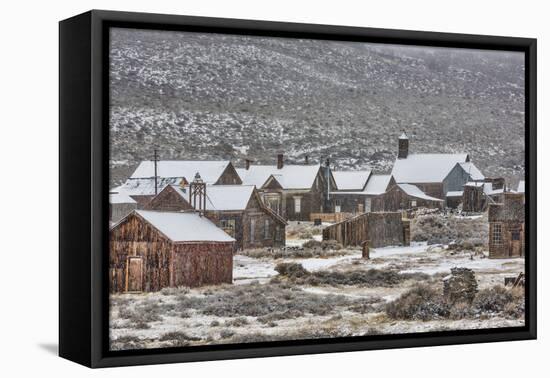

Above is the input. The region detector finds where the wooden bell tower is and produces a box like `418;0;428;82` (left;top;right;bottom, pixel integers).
189;172;207;214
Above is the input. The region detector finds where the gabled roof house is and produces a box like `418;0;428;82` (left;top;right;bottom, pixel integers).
390;133;485;201
237;154;336;221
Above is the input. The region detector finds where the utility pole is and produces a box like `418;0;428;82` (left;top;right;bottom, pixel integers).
153;149;159;196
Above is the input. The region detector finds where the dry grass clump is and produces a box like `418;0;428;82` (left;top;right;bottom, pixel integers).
110;335;145;350
275;262;430;287
224;317;249;327
158;331;201;347
473;286;524;316
199;282;352;318
240;240;348;259
386;283;525;321
274;262;310;278
411;213;488;247
113;282;362;322
386;284;450;321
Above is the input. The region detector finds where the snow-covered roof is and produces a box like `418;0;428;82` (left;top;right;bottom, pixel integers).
486;188;504;196
363;174;393;195
131;160;232;184
110;192;137;204
237;165;321;189
459;162;485;181
484;183;504;196
134;210;235;243
391;154;469;184
332;170;372;191
169;184;255;211
517;180;525;193
446;190;463;197
397;184;444;202
465;181;484;187
113;177;184;196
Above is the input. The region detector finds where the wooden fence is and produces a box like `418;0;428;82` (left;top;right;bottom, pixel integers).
322;212;410;248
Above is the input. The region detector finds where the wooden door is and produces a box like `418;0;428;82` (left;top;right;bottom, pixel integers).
126;257;143;292
509;230;522;257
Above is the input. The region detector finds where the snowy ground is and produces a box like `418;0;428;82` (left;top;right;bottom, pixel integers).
110;221;525;351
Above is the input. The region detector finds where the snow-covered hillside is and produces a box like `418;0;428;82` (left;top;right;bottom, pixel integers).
109;28;525;186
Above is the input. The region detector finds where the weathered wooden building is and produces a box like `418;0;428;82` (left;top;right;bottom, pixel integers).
145;183;287;250
322;212;410;248
391;133;485;203
462;181;506;213
328;174;395;216
488;192;525;259
109;191;137;224
371;183;444;212
329;170;371;214
462;182;486;212
111;160;242;208
109;210;235;293
236;154;337;221
445;190;464;209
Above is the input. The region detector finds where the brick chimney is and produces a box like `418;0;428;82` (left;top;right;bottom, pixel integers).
398;132;409;159
277;153;284;169
245;158;252;170
305;155;309;164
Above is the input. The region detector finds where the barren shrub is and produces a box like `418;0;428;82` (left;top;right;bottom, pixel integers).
159;331;201;343
118;307;162;323
412;214;488;246
220;330;235;339
473;286;524;318
241;240;347;259
449;301;474;319
277;263;430;287
160;286;190;296
275;262;310;278
225;317;249;327
134;320;151;329
257;309;305;323
199;283;352;318
111;335;146;350
386;284;450;320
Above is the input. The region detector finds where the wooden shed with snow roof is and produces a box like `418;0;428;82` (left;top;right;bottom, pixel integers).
109;210;235;293
145;184;287;250
236;154;336;221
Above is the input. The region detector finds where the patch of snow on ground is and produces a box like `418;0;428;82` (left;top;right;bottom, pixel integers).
370;242;430;258
233;255;277;284
296;253;361;271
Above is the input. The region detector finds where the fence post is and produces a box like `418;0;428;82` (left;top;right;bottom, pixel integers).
362;240;370;259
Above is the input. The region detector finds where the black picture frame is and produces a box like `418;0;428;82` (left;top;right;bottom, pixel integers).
59;9;537;368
